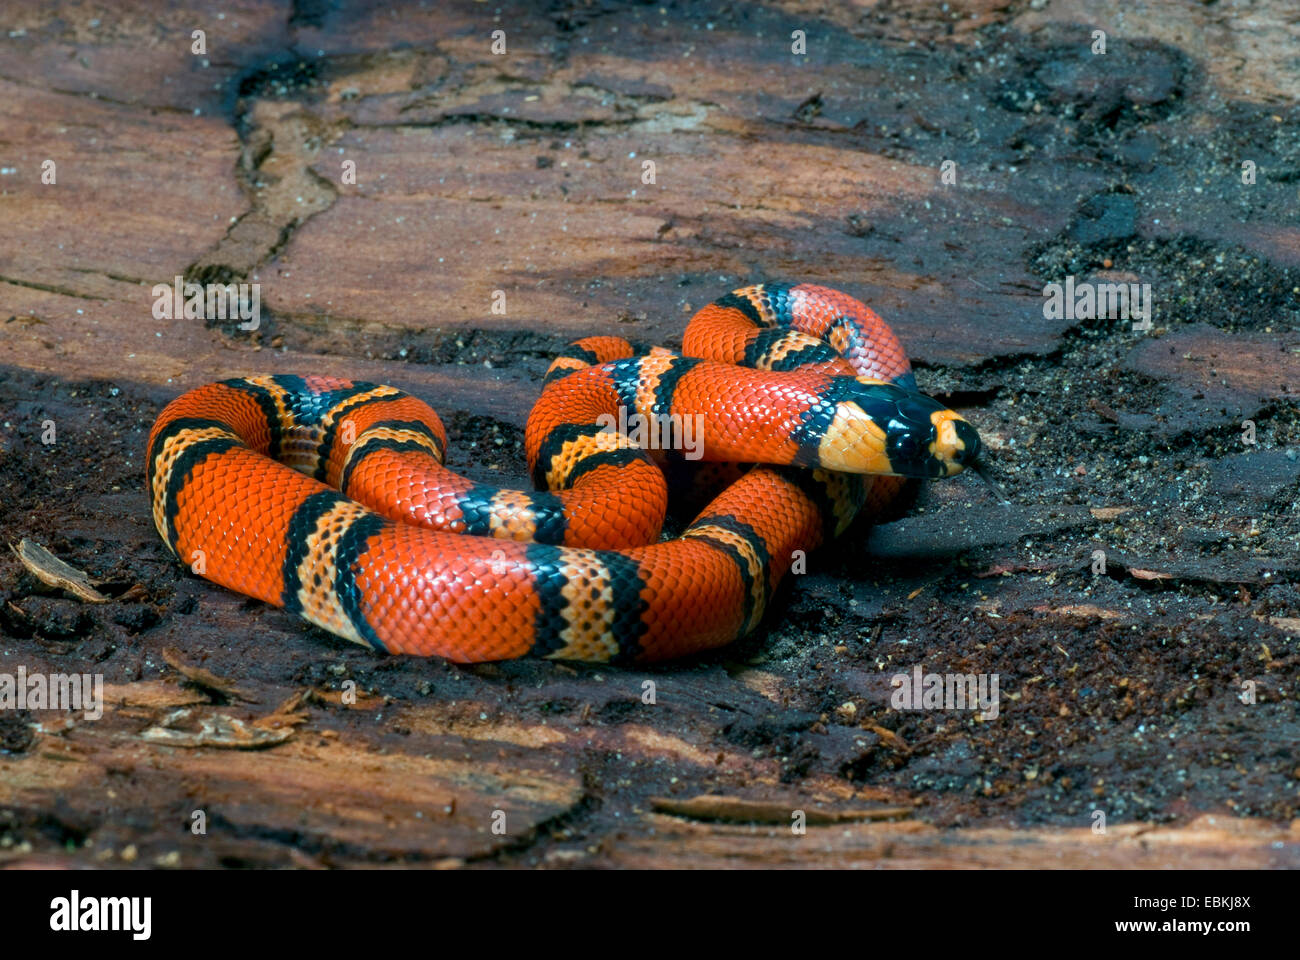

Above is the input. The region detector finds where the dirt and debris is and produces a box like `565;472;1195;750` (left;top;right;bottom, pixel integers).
0;1;1297;868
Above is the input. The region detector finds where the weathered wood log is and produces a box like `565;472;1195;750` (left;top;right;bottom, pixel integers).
2;0;1298;869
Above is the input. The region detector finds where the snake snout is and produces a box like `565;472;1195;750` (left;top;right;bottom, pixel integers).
931;414;981;476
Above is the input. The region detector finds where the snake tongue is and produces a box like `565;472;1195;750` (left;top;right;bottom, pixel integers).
969;456;1010;503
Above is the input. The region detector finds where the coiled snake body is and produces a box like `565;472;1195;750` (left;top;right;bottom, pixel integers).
147;283;980;662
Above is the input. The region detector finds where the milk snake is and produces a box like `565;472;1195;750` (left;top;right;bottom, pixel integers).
147;283;981;662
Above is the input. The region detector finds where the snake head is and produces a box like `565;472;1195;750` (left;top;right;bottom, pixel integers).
888;405;981;478
814;378;981;479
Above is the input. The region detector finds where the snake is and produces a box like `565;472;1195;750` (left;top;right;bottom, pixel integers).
147;282;982;663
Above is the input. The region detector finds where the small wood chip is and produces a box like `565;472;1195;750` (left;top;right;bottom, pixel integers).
139;709;292;750
253;690;311;731
1129;568;1174;581
1089;506;1133;520
162;647;259;703
11;539;109;603
1035;604;1128;620
102;681;207;710
863;722;911;753
1088;397;1121;423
